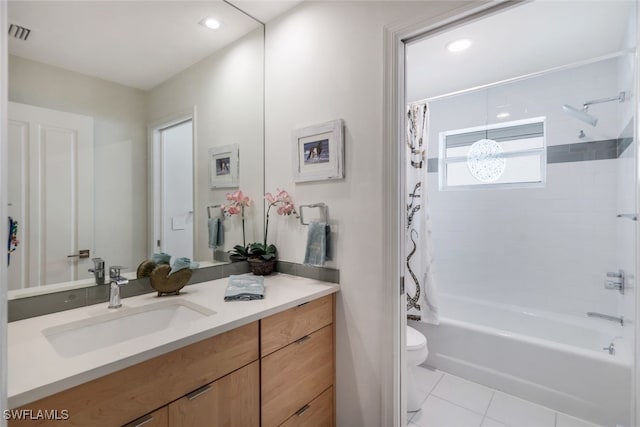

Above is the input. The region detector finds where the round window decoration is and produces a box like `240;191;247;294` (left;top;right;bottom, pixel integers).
467;138;506;183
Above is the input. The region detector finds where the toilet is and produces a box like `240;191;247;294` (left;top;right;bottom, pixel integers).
407;325;429;412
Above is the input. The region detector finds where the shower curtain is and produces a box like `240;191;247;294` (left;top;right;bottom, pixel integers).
406;103;439;324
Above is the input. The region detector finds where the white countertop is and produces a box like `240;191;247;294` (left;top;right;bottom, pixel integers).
8;273;339;408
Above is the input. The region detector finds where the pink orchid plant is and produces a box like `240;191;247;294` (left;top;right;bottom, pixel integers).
229;188;298;262
222;190;251;246
264;189;298;247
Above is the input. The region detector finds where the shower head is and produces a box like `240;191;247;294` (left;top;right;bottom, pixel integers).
562;92;626;128
562;104;598;127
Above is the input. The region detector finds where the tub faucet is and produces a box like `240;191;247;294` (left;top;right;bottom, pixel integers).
88;257;105;286
587;312;624;326
603;342;615;355
108;266;128;309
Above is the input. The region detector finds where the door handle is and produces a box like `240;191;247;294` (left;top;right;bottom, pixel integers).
67;249;90;259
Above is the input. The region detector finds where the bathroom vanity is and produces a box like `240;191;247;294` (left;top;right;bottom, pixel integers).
7;274;338;426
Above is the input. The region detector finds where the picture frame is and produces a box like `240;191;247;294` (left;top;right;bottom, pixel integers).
292;119;344;183
208;144;239;189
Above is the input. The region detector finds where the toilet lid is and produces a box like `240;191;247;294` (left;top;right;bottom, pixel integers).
407;326;427;350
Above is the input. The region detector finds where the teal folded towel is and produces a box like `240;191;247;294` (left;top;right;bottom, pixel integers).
303;222;330;266
208;217;224;249
224;275;265;301
169;257;198;275
152;252;171;265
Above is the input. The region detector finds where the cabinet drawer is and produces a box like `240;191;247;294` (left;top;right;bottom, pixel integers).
168;361;259;427
262;325;334;427
279;387;333;427
261;294;333;356
122;406;168;427
10;322;259;427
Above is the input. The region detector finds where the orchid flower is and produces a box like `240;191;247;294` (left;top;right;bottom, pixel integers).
222;190;252;246
264;188;298;247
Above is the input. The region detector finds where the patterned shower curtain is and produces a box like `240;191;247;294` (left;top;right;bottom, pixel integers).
406;103;439;324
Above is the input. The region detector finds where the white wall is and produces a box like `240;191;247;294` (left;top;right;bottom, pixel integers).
8;55;148;275
419;58;631;318
264;2;475;425
148;28;264;261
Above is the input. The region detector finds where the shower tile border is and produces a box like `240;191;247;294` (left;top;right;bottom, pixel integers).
427;135;634;173
8;261;339;322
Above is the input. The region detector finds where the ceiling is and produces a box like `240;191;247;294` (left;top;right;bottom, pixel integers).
407;1;635;102
229;0;302;23
8;1;300;91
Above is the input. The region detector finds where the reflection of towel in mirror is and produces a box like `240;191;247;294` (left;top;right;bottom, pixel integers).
303;222;331;266
208;217;224;249
152;252;171;265
169;257;199;275
224;275;265;301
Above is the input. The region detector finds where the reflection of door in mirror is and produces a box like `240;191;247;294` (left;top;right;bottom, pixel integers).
8;102;94;290
157;120;194;259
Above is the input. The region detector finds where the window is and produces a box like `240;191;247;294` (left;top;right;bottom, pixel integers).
438;117;546;190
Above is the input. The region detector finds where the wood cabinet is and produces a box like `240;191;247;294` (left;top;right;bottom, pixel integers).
261;294;335;427
261;295;333;357
123;407;168;427
10;292;336;427
168;361;259;426
10;322;259;427
279;387;333;427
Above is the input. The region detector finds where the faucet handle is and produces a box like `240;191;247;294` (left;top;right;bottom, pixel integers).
109;266;126;278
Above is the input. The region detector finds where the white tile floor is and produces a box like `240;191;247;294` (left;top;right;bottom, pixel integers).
408;366;602;427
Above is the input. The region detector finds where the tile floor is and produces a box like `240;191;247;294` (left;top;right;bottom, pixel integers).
408;366;602;427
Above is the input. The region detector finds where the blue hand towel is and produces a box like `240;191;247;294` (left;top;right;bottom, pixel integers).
303;222;330;266
152;252;171;265
169;257;198;276
208;217;224;249
224;275;265;301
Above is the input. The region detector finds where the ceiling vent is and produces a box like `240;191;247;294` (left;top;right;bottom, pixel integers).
8;24;31;41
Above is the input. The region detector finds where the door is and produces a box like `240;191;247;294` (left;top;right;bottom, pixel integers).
8;102;94;289
159;120;193;259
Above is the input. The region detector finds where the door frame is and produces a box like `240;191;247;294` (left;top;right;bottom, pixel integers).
381;1;533;425
1;1;8;423
147;107;197;258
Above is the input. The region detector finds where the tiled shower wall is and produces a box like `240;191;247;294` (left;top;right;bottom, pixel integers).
424;57;634;318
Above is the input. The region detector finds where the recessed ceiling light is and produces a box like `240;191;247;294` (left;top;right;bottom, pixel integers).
201;18;221;30
496;112;510;119
446;39;472;53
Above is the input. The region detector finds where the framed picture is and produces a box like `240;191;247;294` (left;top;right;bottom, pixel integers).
292;119;344;183
208;144;239;189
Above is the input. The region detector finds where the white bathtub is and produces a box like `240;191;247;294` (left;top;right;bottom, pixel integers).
410;293;632;427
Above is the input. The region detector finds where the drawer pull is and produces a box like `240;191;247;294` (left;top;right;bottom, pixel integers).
186;384;212;400
295;335;311;344
124;414;153;427
295;404;311;416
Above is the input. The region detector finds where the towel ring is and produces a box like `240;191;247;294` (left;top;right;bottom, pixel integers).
207;204;223;219
299;203;328;226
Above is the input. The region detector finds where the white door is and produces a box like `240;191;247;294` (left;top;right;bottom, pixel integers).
8;102;94;289
160;120;193;259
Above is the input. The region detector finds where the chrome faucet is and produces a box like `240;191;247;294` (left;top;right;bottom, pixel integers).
587;312;624;326
88;257;105;286
108;266;128;309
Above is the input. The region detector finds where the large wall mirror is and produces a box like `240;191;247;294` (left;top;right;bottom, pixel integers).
6;1;265;299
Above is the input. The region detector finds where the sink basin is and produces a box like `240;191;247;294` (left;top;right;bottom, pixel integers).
43;300;216;357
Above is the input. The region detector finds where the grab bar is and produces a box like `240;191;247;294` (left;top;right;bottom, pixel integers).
587;312;624;326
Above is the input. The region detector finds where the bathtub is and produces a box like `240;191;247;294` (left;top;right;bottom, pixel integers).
410;293;632;427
